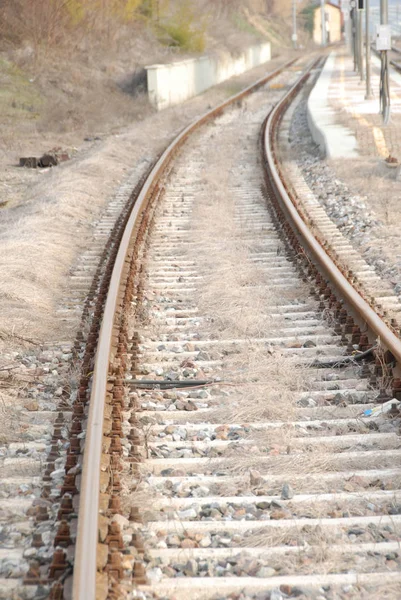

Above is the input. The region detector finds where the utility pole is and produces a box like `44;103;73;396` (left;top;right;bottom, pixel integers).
355;7;360;72
292;0;297;49
379;0;390;123
342;1;352;52
321;0;326;46
351;7;357;71
365;0;372;98
359;6;364;80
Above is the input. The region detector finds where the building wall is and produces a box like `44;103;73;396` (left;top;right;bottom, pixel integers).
313;5;342;45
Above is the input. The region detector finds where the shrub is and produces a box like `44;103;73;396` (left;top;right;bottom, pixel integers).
158;0;207;52
300;4;316;37
0;0;145;52
0;0;210;55
161;21;206;51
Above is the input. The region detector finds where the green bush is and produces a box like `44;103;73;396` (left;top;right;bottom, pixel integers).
161;20;206;51
232;13;260;38
157;1;207;52
300;4;316;37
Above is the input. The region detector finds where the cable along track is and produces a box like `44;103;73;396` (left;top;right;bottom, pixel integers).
71;57;401;600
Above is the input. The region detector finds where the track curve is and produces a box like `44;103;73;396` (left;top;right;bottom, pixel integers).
55;55;401;600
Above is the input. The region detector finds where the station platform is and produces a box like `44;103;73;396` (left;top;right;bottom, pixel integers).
308;49;401;161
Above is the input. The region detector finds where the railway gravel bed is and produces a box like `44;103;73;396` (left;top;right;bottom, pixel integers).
0;165;155;600
7;54;401;600
103;60;401;599
0;57;301;600
286;77;401;307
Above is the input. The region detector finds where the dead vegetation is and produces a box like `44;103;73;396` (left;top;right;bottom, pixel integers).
122;96;317;510
209;349;311;424
0;0;297;155
0;46;294;349
0;0;296;348
184;124;315;457
0;390;21;444
0;0;295;54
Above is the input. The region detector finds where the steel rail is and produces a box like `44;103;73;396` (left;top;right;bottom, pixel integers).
263;69;401;366
72;57;298;600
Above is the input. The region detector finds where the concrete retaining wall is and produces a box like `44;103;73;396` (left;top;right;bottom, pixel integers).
307;52;358;159
146;43;271;111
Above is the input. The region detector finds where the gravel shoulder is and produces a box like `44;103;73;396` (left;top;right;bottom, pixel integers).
287;76;401;306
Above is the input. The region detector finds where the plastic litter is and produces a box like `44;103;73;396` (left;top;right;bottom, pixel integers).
363;398;400;417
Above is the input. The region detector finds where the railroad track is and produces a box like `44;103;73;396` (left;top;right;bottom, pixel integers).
9;54;401;600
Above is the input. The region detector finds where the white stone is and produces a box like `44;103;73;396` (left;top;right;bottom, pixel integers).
147;567;163;583
177;508;198;520
199;535;212;548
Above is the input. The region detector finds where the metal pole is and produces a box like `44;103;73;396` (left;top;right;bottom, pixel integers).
359;8;364;80
380;0;390;123
345;7;352;53
321;0;326;46
381;0;389;41
351;8;356;69
366;0;372;98
381;0;388;26
355;8;360;72
292;0;297;49
349;10;353;55
351;9;355;69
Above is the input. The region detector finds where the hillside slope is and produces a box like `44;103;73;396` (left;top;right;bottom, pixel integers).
0;0;300;163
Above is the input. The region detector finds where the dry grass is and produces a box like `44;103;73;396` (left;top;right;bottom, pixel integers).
207;472;401;498
331;156;401;272
221;448;336;478
0;458;42;477
0;362;35;443
125;112;323;507
0;170;104;341
213;346;311;423
190;152;306;339
182;127;315;460
242;524;341;549
332;157;401;226
0;47;293;350
0;100;189;345
120;471;163;520
120;76;374;550
358;584;401;600
0;391;21;443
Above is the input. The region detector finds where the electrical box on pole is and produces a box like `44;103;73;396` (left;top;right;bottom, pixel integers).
358;0;364;9
376;24;392;51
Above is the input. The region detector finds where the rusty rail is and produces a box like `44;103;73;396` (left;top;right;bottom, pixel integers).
72;57;298;600
71;54;401;599
263;64;401;366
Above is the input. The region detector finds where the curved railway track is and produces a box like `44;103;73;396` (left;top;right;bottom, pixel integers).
19;55;401;600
